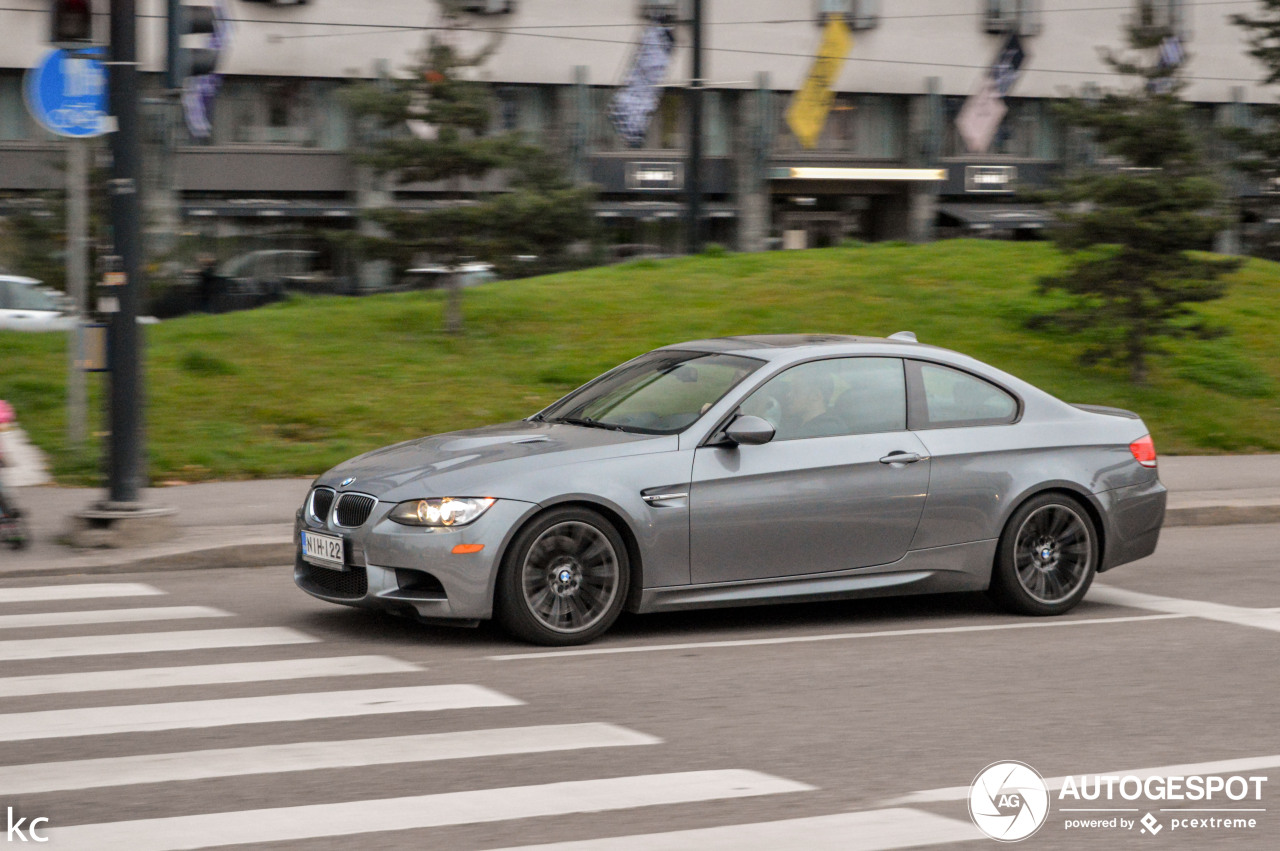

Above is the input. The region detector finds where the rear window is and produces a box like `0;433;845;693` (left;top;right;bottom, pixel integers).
910;361;1018;428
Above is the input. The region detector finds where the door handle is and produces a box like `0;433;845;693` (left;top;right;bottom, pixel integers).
880;451;926;465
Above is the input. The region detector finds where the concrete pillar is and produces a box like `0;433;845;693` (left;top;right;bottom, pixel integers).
903;77;941;243
908;184;938;243
143;97;182;262
734;73;773;252
355;165;392;292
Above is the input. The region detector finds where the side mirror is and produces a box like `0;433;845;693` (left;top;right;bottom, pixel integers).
724;415;775;446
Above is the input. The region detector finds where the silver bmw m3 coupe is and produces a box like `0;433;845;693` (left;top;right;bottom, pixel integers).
295;334;1167;645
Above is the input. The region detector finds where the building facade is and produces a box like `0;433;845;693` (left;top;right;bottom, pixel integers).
0;0;1273;259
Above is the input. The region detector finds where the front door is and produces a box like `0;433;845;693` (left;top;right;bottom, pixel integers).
689;357;930;584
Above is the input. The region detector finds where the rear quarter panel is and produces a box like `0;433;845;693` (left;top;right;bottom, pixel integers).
909;412;1156;551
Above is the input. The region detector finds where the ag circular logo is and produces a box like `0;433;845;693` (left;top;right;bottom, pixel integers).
969;761;1051;842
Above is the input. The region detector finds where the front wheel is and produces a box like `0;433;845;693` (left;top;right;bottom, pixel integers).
990;493;1098;616
495;507;630;646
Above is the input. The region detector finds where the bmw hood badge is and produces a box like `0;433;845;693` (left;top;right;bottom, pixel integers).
340;477;356;488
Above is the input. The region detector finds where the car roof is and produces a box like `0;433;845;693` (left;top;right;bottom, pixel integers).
661;333;942;361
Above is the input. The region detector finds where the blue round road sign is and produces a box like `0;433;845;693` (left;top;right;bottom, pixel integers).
24;48;110;139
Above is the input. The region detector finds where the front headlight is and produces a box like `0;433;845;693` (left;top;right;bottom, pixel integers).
388;497;496;527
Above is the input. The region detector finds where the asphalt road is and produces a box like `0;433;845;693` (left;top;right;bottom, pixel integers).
0;523;1276;850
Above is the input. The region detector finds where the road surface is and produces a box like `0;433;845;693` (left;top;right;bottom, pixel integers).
0;523;1276;849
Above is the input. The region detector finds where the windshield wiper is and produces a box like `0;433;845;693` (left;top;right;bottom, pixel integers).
550;415;630;432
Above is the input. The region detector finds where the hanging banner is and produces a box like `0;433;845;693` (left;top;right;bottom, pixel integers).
182;0;232;139
785;17;854;150
1149;35;1183;94
955;32;1027;154
609;25;676;148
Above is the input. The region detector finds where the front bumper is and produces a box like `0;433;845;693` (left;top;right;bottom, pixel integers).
294;496;537;621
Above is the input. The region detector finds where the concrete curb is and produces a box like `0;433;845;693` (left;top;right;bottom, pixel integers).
1165;505;1280;528
2;503;1276;580
1;543;296;580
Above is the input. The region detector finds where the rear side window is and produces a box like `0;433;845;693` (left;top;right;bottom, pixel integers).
909;361;1018;428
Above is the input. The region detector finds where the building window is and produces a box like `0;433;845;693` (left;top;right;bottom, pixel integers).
983;0;1041;36
201;77;350;149
265;80;299;138
655;90;684;149
941;97;1061;160
1135;0;1187;38
496;85;556;137
815;0;881;30
702;91;731;157
0;73;33;141
776;93;904;158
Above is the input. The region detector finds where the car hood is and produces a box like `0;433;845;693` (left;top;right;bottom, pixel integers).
316;419;674;501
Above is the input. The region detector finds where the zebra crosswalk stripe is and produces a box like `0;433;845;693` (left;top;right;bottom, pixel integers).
0;583;165;604
43;770;814;851
0;722;660;795
488;808;984;850
0;684;523;742
0;605;230;630
0;654;421;698
0;627;317;661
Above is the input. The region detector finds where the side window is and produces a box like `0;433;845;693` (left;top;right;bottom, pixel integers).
739;357;906;441
911;362;1018;427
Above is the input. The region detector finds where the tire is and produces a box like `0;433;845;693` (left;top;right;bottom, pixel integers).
990;493;1098;616
495;507;631;646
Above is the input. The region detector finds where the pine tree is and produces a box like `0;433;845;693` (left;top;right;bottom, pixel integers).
341;18;595;334
1232;1;1280;258
1035;26;1240;384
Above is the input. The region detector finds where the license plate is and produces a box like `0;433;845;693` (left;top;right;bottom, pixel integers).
301;530;345;570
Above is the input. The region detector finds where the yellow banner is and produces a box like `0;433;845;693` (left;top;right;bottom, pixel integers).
785;17;854;150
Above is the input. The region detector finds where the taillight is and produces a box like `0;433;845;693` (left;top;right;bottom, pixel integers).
1129;434;1157;468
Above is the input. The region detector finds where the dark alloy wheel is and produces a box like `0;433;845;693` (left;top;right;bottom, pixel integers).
496;507;630;645
991;493;1098;616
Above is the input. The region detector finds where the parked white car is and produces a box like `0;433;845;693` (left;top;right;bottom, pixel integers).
0;276;75;331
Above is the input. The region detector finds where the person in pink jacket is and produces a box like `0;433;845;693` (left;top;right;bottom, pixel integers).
0;398;29;549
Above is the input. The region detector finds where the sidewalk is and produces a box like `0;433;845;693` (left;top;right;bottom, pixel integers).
1;457;1277;580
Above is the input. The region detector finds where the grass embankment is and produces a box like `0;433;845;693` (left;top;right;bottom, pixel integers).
2;240;1278;484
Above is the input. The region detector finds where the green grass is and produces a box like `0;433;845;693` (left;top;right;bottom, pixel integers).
3;240;1279;484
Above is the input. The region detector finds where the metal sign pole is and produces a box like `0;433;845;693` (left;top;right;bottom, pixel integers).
106;0;145;505
684;0;704;254
66;137;89;449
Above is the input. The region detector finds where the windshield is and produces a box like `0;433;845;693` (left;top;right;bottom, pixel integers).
539;350;763;435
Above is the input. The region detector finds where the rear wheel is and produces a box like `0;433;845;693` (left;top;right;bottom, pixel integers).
990;493;1098;616
495;507;630;646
